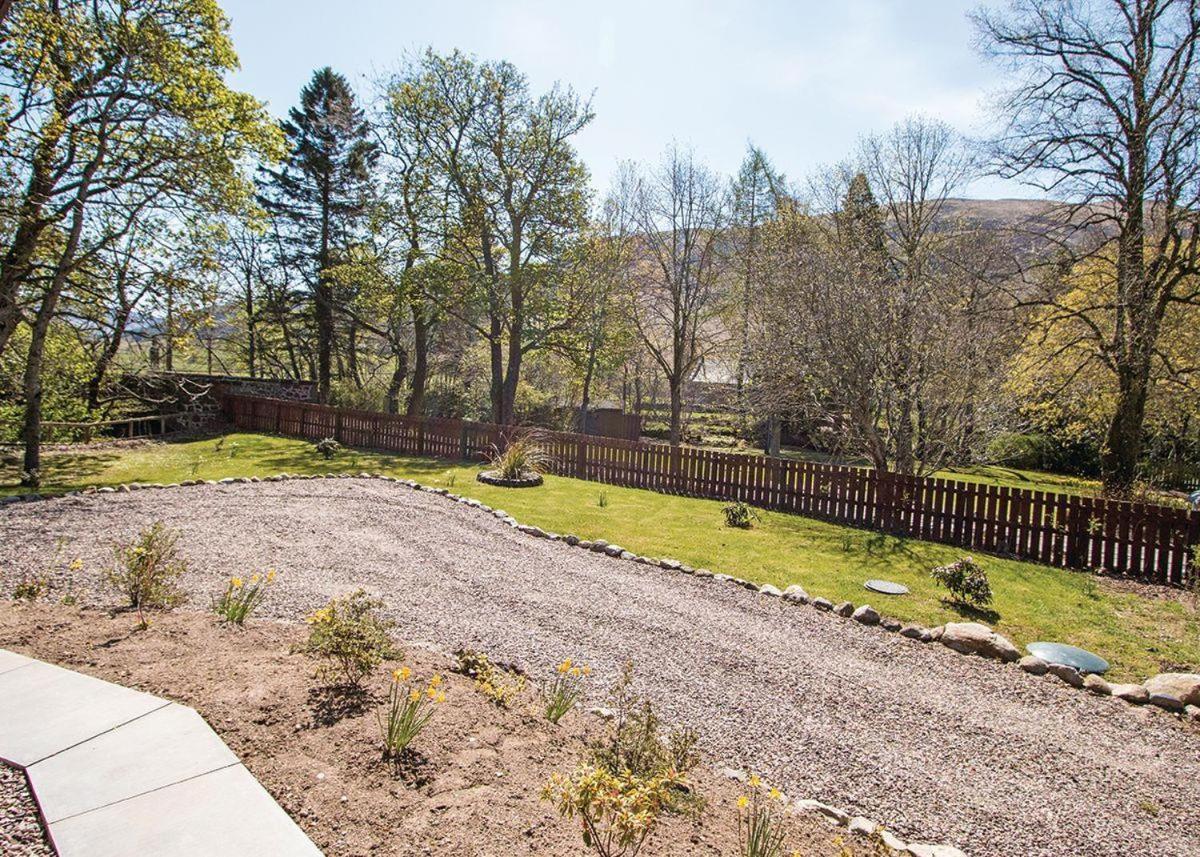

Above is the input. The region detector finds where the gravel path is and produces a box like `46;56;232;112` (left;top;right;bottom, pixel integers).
0;764;52;856
3;480;1199;856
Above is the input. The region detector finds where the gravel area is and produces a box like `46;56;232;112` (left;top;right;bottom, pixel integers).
0;764;52;856
3;479;1199;856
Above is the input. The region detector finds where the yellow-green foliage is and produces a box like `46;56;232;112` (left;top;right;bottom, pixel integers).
455;649;526;707
737;774;787;857
542;764;683;857
104;522;187;628
544;658;590;724
211;570;275;624
301;590;396;686
378;666;445;757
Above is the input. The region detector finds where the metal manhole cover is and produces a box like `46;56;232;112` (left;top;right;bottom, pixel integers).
1026;642;1109;675
864;579;910;596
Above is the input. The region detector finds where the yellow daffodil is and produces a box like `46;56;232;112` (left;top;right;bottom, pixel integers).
558;659;572;674
748;774;762;789
408;688;421;702
737;795;749;809
398;666;412;682
230;576;243;588
266;570;277;583
769;788;781;801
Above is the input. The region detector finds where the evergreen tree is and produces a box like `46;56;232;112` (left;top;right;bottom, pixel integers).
261;67;377;402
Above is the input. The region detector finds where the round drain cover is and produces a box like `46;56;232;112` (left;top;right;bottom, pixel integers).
1026;642;1109;675
864;579;909;596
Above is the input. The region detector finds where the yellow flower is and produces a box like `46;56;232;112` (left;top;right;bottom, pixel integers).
435;691;446;703
582;665;591;676
557;659;572;674
398;666;412;682
769;788;781;801
429;674;442;688
250;573;261;585
737;795;749;810
266;570;277;583
230;576;244;588
408;688;421;702
748;774;762;789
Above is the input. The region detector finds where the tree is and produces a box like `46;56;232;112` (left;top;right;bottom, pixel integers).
729;145;784;440
261;67;377;403
0;0;280;485
624;146;729;446
386;50;592;425
975;0;1200;492
753;119;1008;475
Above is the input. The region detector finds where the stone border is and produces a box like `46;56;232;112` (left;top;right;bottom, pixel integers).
475;469;544;488
4;472;1198;724
0;650;319;856
719;766;965;857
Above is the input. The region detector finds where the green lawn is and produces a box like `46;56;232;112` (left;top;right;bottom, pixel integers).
3;432;1197;680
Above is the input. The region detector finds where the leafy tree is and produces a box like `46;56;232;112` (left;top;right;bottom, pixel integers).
0;0;281;485
975;0;1200;492
260;67;378;403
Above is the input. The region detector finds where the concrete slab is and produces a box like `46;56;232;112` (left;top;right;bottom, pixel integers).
0;660;165;767
28;702;239;822
49;763;323;857
0;648;33;675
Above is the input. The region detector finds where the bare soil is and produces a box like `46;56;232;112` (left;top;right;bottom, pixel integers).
2;479;1199;856
0;603;864;857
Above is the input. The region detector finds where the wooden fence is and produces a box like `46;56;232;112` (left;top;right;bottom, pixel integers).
223;394;1200;586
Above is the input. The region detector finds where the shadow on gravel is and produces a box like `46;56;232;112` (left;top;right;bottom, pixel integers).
307;684;374;726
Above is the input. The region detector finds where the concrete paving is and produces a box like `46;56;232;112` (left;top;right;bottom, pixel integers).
0;649;321;856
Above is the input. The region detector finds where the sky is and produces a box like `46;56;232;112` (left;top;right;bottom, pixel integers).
219;0;1035;200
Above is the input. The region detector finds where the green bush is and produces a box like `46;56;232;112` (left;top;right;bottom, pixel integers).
104;522;188;628
301;590;396;686
315;437;341;459
723;500;758;529
930;556;993;608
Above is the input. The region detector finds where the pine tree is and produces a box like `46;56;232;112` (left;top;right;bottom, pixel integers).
261;67;377;402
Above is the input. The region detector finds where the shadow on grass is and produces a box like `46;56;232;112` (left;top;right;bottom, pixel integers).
942;599;1001;625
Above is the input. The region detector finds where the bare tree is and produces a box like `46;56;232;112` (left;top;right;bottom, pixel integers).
974;0;1200;491
624;146;728;446
753;118;1009;475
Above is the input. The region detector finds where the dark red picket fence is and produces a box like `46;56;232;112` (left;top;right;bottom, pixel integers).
223;394;1200;586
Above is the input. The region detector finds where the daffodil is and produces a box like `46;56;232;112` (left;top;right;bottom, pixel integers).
747;774;761;789
737;795;749;809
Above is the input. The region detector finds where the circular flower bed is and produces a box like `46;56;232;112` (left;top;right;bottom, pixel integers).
476;470;544;488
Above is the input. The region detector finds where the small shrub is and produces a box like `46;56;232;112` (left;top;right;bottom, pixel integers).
737;774;787;857
930;556;993;608
544;658;589;724
301;590;396;686
592;663;698;781
104;522;187;628
597;490;609;508
455;649;526;707
723;500;759;529
315;437;341;459
212;570;276;625
11;575;49;601
542;764;683;857
378;666;445;758
489;434;549;480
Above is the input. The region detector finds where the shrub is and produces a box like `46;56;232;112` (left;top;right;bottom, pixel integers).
378;666;445;758
11;575;49;601
592;663;699;781
489;434;549;480
212;570;275;625
542;764;683;857
930;556;993;608
104;522;187;628
597;490;609;508
315;437;341;459
723;500;759;529
455;649;526;707
737;774;787;857
544;658;589;724
301;590;396;686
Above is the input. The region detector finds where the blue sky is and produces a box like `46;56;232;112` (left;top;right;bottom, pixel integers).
220;0;1033;199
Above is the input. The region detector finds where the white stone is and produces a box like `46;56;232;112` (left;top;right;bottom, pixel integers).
782;584;809;603
939;622;1020;663
759;584;783;597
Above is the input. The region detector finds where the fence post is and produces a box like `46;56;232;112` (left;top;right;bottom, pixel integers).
459;422;469;462
274;402;282;434
334;410;343;444
417;419;425;456
576;436;587;479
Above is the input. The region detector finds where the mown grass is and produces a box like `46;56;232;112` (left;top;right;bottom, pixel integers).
3;432;1197;680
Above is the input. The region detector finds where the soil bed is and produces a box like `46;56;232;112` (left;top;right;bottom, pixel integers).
0;604;863;856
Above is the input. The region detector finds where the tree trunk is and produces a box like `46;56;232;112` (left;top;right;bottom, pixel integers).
385;346;408;415
668;378;683;446
244;270;257;378
1101;364;1150;493
406;303;430;417
86;312;128;412
764;415;781;456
